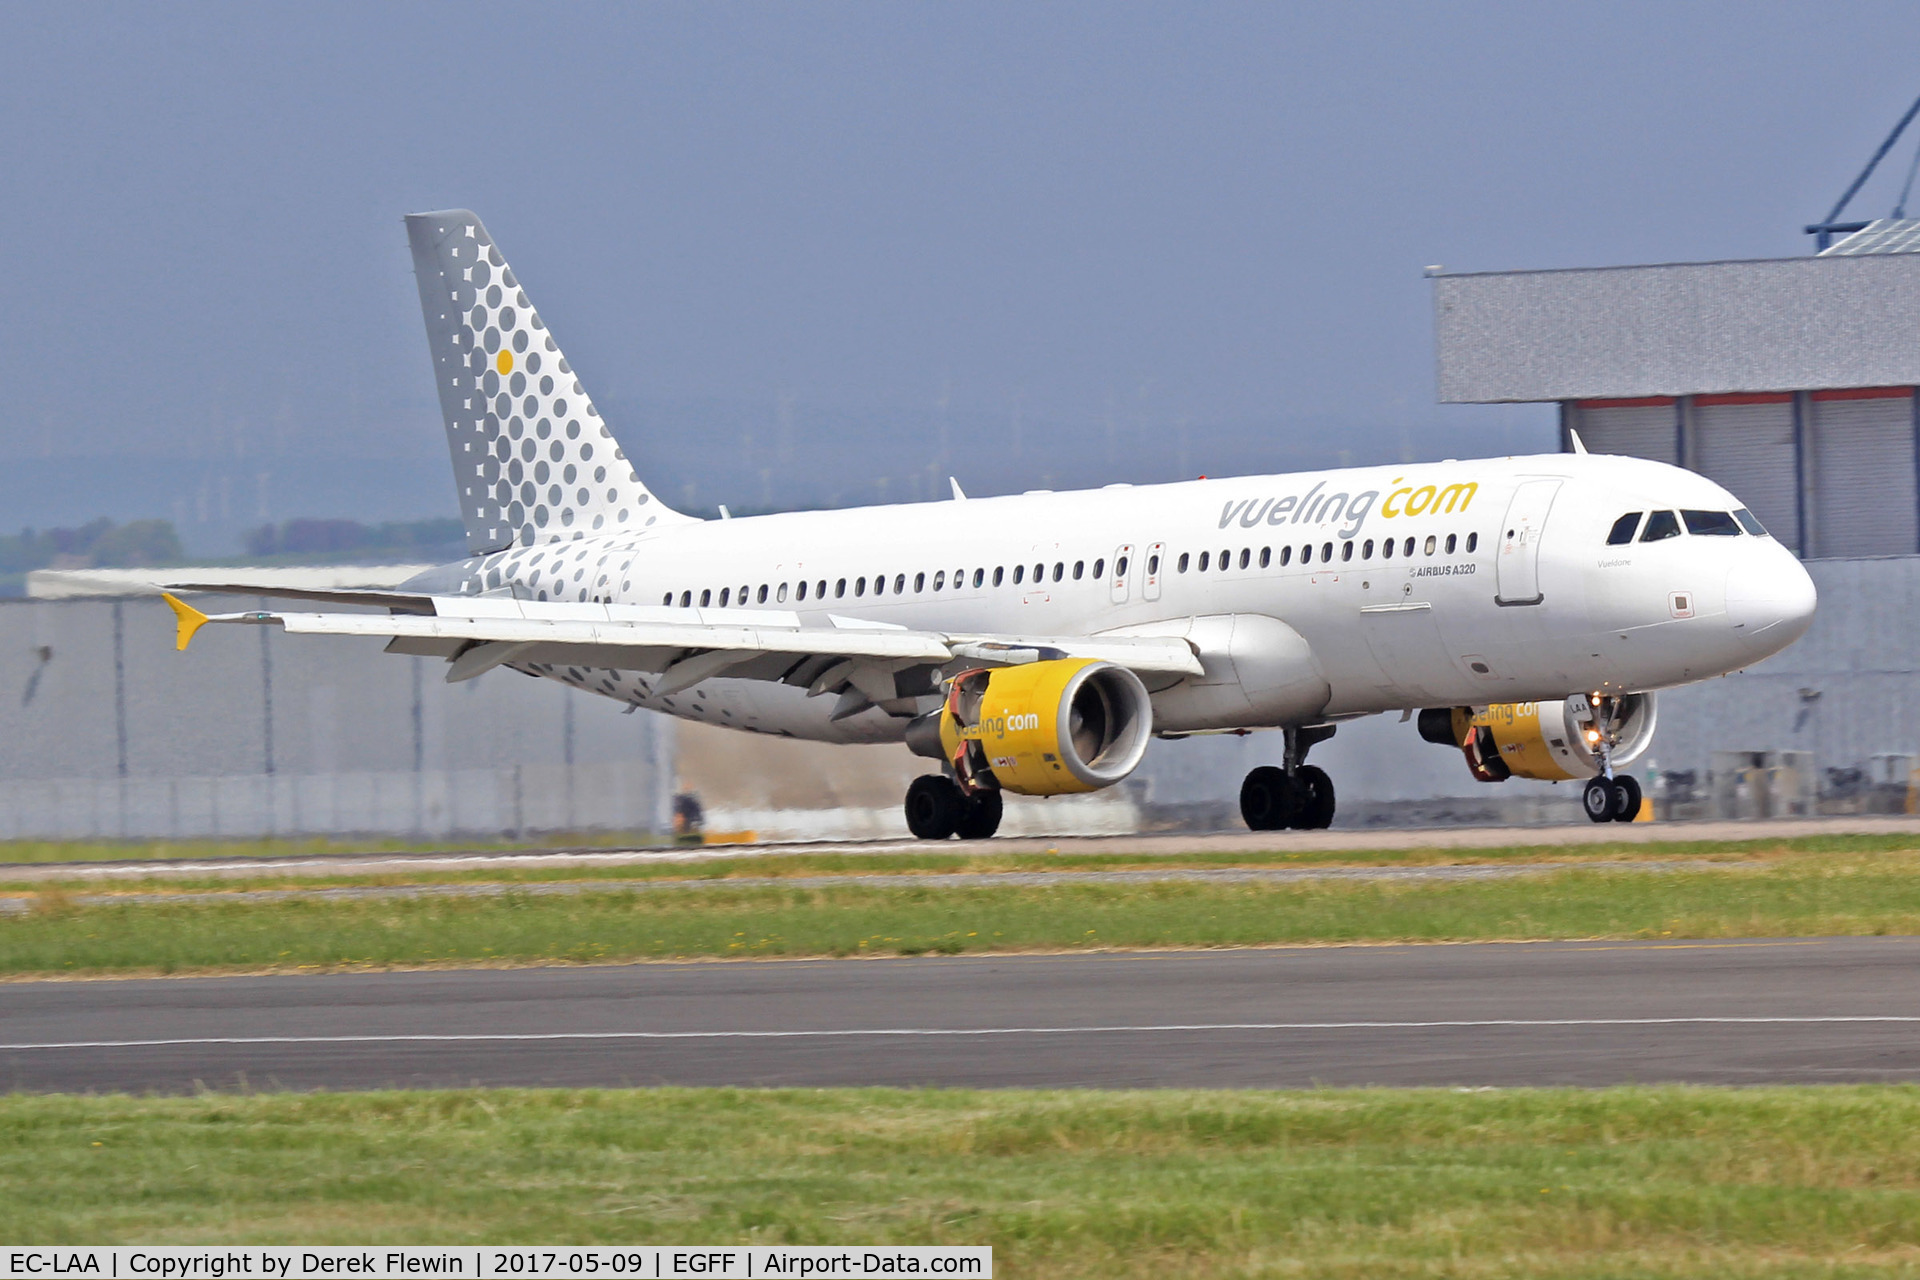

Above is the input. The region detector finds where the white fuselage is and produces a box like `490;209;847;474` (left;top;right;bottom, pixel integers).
410;452;1817;743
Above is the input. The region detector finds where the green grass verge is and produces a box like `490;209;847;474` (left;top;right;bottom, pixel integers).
10;855;1920;975
5;1086;1919;1276
0;833;667;866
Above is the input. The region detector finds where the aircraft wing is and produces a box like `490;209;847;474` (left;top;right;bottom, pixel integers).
161;593;1202;712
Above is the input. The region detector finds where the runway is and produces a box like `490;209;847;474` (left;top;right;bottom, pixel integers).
5;814;1919;883
5;937;1920;1092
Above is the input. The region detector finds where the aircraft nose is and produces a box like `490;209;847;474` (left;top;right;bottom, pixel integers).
1725;549;1817;657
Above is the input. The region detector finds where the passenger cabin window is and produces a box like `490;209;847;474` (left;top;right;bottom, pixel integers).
1198;551;1210;571
680;591;692;607
1238;548;1250;569
1607;512;1642;545
1094;558;1106;578
1279;546;1292;566
1052;563;1064;582
1013;565;1025;584
835;578;847;598
1734;508;1768;537
1072;561;1084;580
758;584;769;603
1423;535;1436;555
932;571;945;590
1116;555;1130;576
1682;510;1742;537
777;583;788;602
1362;539;1373;559
1321;541;1333;562
1178;553;1190;572
1445;533;1457;554
993;567;1004;586
855;577;867;596
797;581;808;601
718;588;730;607
699;589;711;607
894;574;906;593
976;568;988;587
662;592;672;606
1219;548;1230;569
1300;544;1312;565
1640;510;1682;542
1341;541;1354;562
1258;547;1270;568
1381;538;1393;560
1467;532;1478;552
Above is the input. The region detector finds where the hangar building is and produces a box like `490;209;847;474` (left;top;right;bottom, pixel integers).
1432;220;1920;806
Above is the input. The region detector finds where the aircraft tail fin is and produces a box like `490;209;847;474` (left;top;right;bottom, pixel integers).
404;210;691;555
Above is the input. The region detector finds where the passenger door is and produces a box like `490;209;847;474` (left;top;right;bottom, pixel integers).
1495;480;1562;606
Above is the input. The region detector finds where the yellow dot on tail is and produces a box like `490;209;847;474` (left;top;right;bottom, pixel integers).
496;350;513;375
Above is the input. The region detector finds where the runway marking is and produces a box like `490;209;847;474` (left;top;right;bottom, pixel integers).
5;1016;1920;1051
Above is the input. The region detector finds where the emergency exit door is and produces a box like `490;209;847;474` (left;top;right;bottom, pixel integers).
1495;479;1561;606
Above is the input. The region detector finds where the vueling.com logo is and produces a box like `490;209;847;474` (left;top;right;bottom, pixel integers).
1219;477;1478;539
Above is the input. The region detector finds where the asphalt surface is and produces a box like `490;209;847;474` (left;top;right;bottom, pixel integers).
5;938;1920;1092
5;815;1919;883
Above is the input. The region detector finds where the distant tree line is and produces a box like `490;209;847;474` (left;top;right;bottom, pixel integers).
244;517;466;559
0;518;184;574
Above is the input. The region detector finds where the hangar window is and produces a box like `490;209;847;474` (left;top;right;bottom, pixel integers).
1279;545;1292;566
835;578;847;598
1445;534;1457;554
1013;564;1025;584
993;567;1004;586
796;581;808;601
855;577;867;596
1238;548;1250;569
1466;532;1479;552
699;589;711;607
895;574;906;594
1734;508;1769;537
1073;560;1084;580
1259;547;1271;568
1322;542;1334;562
1640;510;1682;542
1682;509;1742;537
933;570;945;590
1606;513;1643;545
1178;552;1190;573
718;588;730;607
1198;551;1210;571
1424;536;1436;555
1094;558;1106;578
1300;544;1312;565
1342;541;1354;562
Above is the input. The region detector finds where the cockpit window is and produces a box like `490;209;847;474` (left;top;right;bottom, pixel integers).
1733;507;1769;537
1682;509;1741;537
1640;510;1681;542
1606;513;1642;545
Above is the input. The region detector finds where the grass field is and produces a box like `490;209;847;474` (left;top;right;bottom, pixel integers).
3;1086;1917;1277
9;848;1920;975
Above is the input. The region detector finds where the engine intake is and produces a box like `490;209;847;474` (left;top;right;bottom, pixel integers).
937;658;1153;796
1419;694;1658;782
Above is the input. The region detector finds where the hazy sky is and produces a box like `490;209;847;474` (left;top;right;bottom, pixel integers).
5;2;1920;549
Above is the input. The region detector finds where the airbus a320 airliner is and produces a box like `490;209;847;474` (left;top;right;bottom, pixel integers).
164;210;1818;837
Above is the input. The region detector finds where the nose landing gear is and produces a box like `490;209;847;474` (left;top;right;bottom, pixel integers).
1578;693;1643;823
1239;725;1337;831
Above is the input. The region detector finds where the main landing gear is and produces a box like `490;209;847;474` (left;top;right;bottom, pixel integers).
1239;725;1338;831
904;774;1004;841
1578;693;1642;823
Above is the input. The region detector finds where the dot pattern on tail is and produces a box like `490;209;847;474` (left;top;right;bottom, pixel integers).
405;210;680;554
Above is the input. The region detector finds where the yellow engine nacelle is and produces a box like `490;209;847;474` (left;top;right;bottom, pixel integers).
1417;694;1658;782
937;658;1154;796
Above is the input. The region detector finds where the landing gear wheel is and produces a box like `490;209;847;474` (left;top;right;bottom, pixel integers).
1239;766;1297;831
1292;765;1336;830
1611;774;1642;823
955;789;1004;840
904;775;963;840
1582;776;1615;823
